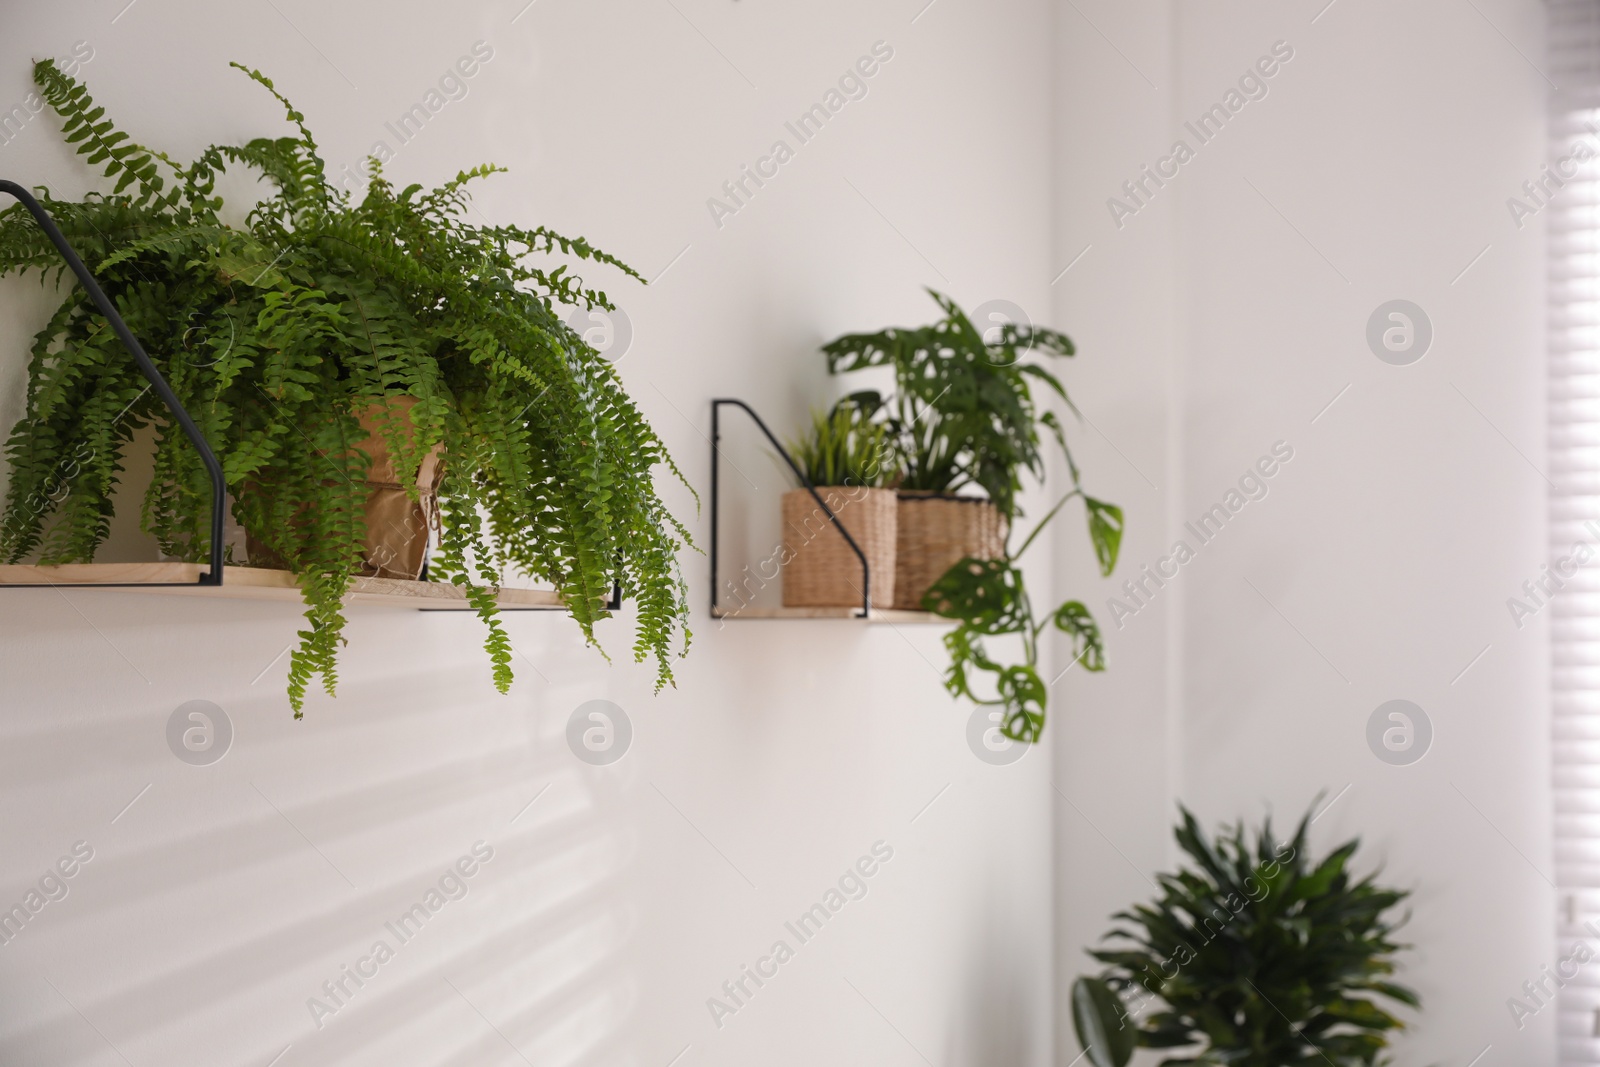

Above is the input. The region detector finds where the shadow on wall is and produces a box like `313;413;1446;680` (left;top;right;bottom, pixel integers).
0;601;637;1066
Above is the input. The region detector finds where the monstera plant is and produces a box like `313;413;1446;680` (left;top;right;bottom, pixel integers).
823;290;1121;742
1073;804;1419;1067
0;60;692;713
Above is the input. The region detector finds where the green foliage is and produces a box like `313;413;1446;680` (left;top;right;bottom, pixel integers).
1085;495;1124;576
0;60;692;714
1073;804;1418;1067
1074;972;1137;1067
823;290;1120;742
919;488;1121;745
1053;600;1104;671
822;288;1077;521
785;400;893;488
923;558;1029;635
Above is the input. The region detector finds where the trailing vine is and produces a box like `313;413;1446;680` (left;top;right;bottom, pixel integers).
823;290;1121;742
0;60;692;714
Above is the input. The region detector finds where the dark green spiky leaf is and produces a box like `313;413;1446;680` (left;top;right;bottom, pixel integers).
1073;804;1417;1067
1290;841;1357;902
1074;977;1136;1067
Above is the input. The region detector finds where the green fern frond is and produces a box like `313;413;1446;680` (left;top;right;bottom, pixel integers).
0;60;693;714
32;59;170;207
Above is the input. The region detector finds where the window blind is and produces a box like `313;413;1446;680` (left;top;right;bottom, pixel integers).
1552;4;1600;1064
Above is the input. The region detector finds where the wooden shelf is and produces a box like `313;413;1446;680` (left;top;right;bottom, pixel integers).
710;605;949;624
0;563;565;611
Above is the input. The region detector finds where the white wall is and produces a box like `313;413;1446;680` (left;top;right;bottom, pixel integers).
0;3;1559;1065
1048;0;1183;1059
0;2;1061;1065
1054;1;1555;1064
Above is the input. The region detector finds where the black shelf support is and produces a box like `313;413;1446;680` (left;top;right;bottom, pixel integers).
0;179;225;587
710;398;870;619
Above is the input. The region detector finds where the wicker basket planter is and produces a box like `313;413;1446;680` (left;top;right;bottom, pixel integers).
780;487;897;608
894;492;1006;610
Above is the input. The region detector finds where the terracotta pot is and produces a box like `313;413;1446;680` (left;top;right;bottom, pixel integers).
893;491;1005;611
244;396;445;581
779;486;897;609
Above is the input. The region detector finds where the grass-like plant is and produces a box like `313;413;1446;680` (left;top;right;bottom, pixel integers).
823;290;1121;742
1073;804;1418;1067
785;400;894;488
0;60;692;713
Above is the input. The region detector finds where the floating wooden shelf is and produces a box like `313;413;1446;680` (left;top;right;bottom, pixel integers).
712;400;927;623
709;605;948;624
0;563;565;611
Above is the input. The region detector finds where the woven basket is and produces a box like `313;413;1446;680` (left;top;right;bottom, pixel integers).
894;492;1006;610
245;396;445;581
780;487;897;608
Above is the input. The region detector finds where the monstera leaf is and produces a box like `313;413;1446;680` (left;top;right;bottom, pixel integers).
820;290;1123;745
820;288;1081;520
941;626;1000;703
921;557;1028;635
921;518;1116;742
997;664;1047;742
1053;600;1105;672
937;611;1047;743
1085;496;1123;577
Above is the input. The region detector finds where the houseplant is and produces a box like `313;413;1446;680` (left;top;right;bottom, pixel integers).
1072;804;1419;1067
779;401;897;608
0;60;692;713
823;290;1121;741
825;290;1071;518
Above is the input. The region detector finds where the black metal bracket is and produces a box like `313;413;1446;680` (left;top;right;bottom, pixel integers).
0;180;226;587
710;398;870;619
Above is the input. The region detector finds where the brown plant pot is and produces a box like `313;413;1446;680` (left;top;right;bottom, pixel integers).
244;396;445;581
894;491;1006;611
780;487;897;609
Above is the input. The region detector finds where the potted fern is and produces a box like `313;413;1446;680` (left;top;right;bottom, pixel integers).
823;290;1121;741
1073;804;1419;1067
779;400;897;609
0;60;692;713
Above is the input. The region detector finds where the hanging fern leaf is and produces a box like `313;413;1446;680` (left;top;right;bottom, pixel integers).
0;61;693;715
32;60;171;207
